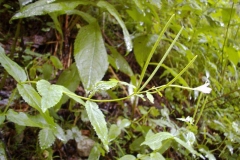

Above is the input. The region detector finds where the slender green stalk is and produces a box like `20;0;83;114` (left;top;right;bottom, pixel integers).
195;96;208;125
193;93;202;122
156;55;197;92
137;14;175;90
4;88;17;114
139;26;184;92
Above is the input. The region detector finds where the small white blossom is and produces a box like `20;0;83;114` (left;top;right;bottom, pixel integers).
193;83;212;94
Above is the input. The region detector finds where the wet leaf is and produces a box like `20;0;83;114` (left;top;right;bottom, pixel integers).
85;101;109;151
141;132;173;150
39;128;56;149
7;109;44;128
74;21;108;90
97;1;133;53
17;84;42;113
37;80;63;112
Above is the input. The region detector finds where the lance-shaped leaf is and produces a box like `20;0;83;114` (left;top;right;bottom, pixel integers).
85;101;109;151
39;128;56;149
37;80;63;112
97;1;133;53
7;109;45;128
0;46;27;82
74;21;108;90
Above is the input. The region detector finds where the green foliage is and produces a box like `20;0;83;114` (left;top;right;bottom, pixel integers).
0;0;240;159
74;21;108;90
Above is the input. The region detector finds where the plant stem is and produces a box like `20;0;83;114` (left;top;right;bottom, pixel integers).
193;93;202;122
195;95;208;126
139;26;184;92
137;14;175;91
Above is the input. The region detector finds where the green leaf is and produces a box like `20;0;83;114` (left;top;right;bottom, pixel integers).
39;128;56;149
108;46;133;76
174;137;203;158
49;13;63;38
88;144;101;160
7;109;45;128
133;35;157;67
108;124;121;142
17;84;41;112
74;21;108;90
119;155;136;160
53;124;67;143
97;1;133;53
12;0;88;20
141;132;173;150
18;0;33;7
85;101;109;151
146;92;154;104
0;46;27;82
0;114;5;125
89;79;118;96
37;80;63;112
50;55;63;70
118;118;131;129
55;63;81;109
150;152;165;160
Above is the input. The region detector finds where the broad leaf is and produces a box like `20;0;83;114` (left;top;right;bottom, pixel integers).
119;155;136;160
108;46;133;76
108;124;121;142
37;80;63;112
141;132;173;150
133;35;158;67
74;21;108;90
89;79;118;96
0;46;27;82
97;1;133;53
55;63;81;109
17;83;55;126
18;0;34;7
39;128;56;149
12;0;89;20
53;124;67;143
7;109;45;128
150;152;165;160
85;101;109;151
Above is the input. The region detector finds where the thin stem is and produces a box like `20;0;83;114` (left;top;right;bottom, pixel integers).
193;93;203;122
195;96;208;125
137;14;175;90
139;26;184;92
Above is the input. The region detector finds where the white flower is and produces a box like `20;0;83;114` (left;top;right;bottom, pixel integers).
193;83;212;94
